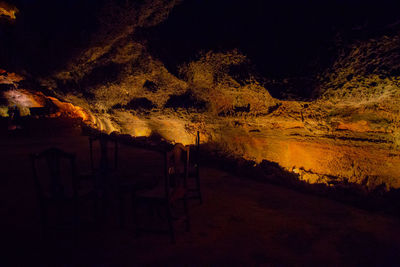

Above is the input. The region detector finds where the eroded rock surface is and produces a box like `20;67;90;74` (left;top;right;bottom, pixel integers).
3;0;400;190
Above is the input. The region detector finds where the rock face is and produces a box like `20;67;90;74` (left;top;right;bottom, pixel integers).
3;0;400;190
0;1;17;20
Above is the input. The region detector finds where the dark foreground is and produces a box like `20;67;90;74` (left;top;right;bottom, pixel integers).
1;118;400;266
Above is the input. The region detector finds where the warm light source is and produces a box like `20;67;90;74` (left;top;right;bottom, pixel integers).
0;69;23;84
132;127;152;137
4;90;42;108
47;96;91;121
2;89;92;122
148;118;198;145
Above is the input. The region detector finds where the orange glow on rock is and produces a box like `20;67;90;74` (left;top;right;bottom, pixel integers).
336;120;386;133
228;133;400;189
0;2;18;20
47;96;90;121
132;127;151;137
4;90;43;108
149;118;199;145
0;69;23;84
2;88;92;122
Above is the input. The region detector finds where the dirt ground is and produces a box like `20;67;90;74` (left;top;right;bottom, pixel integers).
1;118;400;266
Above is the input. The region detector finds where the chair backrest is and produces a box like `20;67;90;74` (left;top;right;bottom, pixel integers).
196;131;200;149
30;147;77;200
89;133;118;174
194;131;200;162
188;131;200;167
164;143;189;202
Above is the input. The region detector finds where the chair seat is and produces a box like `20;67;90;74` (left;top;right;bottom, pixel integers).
78;171;95;181
42;179;96;201
131;143;191;243
136;183;187;205
118;173;159;191
186;175;198;186
31;147;98;242
136;183;166;200
79;179;96;195
188;165;198;177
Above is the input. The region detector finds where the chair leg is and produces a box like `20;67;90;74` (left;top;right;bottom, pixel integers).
73;199;79;245
100;193;107;224
93;194;99;225
39;202;48;242
166;204;175;243
156;204;163;219
196;174;203;204
132;192;140;238
183;196;190;232
118;190;125;228
89;139;94;172
56;200;63;225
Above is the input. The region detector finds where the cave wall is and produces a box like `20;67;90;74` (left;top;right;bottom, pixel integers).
46;39;400;190
3;0;400;190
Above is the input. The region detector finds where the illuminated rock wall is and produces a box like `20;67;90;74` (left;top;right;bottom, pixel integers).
0;1;17;20
5;1;400;190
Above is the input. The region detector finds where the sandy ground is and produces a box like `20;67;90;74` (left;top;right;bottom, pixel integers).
1;118;400;266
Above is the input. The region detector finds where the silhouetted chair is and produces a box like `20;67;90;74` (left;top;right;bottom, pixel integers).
188;131;202;203
86;133;119;221
133;143;190;243
89;133;118;176
30;147;97;242
7;105;26;137
116;148;162;229
86;132;153;228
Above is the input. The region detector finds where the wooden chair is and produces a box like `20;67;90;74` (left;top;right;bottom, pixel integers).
133;143;190;243
188;131;202;203
30;147;97;242
85;132;150;228
88;133;118;176
86;133;119;222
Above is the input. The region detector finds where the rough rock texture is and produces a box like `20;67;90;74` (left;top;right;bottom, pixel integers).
0;1;17;20
3;0;400;190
